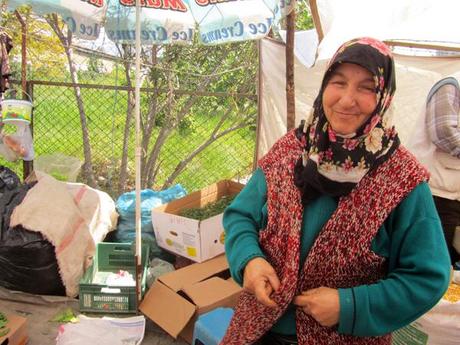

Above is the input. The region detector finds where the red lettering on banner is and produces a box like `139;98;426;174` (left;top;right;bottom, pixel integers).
195;0;237;6
144;0;163;7
119;0;187;12
81;0;104;7
162;0;187;12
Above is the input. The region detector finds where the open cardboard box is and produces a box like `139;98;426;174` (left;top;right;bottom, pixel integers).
0;313;28;345
152;180;244;262
139;254;241;344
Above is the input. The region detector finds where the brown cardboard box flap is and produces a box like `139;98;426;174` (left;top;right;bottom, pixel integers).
158;254;228;292
182;277;242;309
139;281;196;338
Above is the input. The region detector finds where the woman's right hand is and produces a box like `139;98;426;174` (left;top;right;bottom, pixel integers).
243;257;280;308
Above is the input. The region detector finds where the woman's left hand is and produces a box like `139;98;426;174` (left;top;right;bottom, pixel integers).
293;287;340;327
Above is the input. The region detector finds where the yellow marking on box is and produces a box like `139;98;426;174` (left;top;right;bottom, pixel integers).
186;247;197;257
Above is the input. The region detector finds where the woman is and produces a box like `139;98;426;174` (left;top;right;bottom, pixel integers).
221;37;450;345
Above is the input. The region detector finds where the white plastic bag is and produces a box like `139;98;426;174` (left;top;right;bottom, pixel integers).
34;153;82;182
0;122;34;161
392;285;460;345
0;139;19;161
56;315;145;345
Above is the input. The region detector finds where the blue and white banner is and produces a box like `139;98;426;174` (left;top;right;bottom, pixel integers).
6;0;286;45
104;0;195;44
186;0;279;44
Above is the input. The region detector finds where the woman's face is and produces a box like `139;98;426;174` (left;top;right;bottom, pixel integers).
322;63;377;136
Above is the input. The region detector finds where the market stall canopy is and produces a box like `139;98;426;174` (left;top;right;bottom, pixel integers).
6;0;292;45
312;0;460;59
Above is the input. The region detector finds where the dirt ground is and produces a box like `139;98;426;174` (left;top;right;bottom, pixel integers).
0;287;188;345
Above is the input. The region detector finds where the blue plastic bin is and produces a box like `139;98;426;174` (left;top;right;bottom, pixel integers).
192;307;234;345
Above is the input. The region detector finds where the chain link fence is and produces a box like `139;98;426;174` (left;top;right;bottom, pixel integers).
2;43;258;197
2;79;257;196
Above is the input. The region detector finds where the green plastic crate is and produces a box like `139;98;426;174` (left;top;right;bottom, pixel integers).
79;242;149;313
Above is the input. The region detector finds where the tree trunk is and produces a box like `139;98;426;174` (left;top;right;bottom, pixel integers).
117;45;135;194
47;15;96;187
144;62;223;187
140;45;162;187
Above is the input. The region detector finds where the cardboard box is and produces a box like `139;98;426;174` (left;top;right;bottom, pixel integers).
0;314;28;345
152;180;244;262
139;254;241;344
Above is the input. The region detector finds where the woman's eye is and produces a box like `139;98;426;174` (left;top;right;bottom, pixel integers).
360;85;375;92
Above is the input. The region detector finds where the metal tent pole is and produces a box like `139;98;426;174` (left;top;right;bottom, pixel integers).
134;0;142;308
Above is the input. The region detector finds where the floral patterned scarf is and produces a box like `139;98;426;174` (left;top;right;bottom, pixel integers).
294;37;400;205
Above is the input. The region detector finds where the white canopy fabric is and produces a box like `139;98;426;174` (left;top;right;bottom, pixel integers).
258;38;460;159
278;29;318;68
315;0;460;60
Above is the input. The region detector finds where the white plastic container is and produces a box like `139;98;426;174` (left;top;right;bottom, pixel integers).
1;99;33;123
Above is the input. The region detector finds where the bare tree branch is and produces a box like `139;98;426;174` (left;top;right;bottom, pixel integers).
161;101;256;189
144;56;226;187
117;44;136;193
46;14;96;187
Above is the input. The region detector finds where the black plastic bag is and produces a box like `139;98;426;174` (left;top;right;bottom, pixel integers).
0;171;65;295
0;166;20;197
0;225;65;295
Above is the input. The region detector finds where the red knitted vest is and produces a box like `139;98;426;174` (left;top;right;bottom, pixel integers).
221;130;429;345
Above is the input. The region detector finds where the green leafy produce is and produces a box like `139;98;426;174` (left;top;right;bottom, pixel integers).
179;195;236;220
0;312;9;337
0;327;9;337
50;307;77;323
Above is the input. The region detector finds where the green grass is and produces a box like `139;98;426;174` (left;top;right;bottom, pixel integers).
1;84;256;196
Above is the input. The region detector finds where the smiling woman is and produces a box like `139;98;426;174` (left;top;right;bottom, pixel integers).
221;37;451;345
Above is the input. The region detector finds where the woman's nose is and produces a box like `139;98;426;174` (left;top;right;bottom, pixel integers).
339;88;357;107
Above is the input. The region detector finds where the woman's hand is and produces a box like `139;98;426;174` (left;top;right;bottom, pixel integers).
293;287;340;327
243;257;280;308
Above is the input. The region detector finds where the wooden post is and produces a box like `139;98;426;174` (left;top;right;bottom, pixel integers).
253;40;263;169
285;8;296;130
14;11;27;98
23;82;33;178
309;0;324;43
14;11;33;180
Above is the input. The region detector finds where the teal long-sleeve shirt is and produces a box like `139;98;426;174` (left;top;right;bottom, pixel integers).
223;168;451;337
